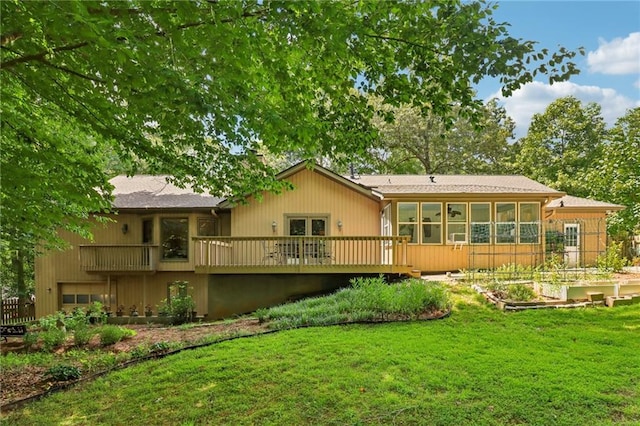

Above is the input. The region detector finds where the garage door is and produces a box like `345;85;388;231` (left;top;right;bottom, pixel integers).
59;282;116;311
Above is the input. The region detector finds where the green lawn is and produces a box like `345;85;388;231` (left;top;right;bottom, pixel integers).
5;289;640;425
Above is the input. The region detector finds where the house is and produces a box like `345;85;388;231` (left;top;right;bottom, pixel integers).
34;162;624;319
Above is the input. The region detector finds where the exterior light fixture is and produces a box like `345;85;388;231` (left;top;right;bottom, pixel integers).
121;224;129;234
337;220;343;230
272;221;277;232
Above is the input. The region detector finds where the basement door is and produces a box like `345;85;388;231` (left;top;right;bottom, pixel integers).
564;223;580;267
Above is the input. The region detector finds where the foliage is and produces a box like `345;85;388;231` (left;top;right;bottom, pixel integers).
587;107;640;235
485;282;537;301
44;364;82;382
159;280;196;324
596;241;629;273
72;323;95;347
512;96;605;197
40;328;68;352
1;0;582;251
98;325;136;346
361;98;515;174
6;304;640;425
262;276;450;329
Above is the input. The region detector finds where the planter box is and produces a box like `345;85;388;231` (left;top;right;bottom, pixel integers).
605;296;633;307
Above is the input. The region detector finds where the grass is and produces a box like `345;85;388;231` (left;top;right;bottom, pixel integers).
3;284;640;425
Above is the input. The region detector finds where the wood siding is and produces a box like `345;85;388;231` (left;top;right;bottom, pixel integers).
231;168;381;237
35;213;210;318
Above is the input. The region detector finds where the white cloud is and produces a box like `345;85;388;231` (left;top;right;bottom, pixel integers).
588;32;640;75
488;81;639;140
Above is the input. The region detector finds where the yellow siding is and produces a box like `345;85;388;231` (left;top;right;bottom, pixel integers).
35;213;211;317
388;197;548;272
546;209;609;266
232;168;381;237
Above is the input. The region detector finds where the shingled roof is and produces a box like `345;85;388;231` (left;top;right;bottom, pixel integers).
109;175;223;209
350;175;564;196
546;195;625;210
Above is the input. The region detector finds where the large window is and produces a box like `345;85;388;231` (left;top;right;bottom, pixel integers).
495;203;516;244
287;216;327;236
470;203;491;244
446;203;467;244
519;203;540;244
398;203;418;243
161;218;189;260
421;203;442;244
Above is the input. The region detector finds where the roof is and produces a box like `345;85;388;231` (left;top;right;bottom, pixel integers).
546;195;625;210
109;175;223;209
350;174;564;196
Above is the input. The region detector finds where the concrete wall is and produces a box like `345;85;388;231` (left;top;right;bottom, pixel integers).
207;273;377;319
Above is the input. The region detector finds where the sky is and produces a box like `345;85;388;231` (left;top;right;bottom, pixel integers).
474;1;640;139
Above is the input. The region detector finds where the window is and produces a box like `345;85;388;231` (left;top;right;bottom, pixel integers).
519;203;540;244
197;218;218;236
446;203;467;244
161;218;189;260
421;203;442;244
470;203;491;244
495;203;516;244
398;203;418;243
287;216;327;236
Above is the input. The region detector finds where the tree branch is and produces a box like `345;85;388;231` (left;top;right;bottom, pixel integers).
1;31;22;46
0;42;89;70
40;59;104;83
363;33;428;50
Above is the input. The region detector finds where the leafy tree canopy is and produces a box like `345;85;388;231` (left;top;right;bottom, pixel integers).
588;107;640;235
512;96;605;197
1;0;582;252
360;98;515;175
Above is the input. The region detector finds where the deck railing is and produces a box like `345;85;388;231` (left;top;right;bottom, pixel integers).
79;245;159;272
193;236;410;273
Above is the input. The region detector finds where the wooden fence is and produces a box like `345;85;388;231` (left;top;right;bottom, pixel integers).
1;298;36;325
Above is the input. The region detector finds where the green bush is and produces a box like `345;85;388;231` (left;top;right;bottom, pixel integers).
45;364;81;382
40;328;67;352
596;241;628;273
23;331;39;352
99;325;136;346
73;323;95;347
158;280;196;324
506;283;537;301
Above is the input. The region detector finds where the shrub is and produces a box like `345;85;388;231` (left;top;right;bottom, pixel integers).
23;331;39;352
40;328;67;352
596;241;628;273
45;364;81;382
73;323;95;347
505;283;536;301
158;280;196;324
99;325;136;346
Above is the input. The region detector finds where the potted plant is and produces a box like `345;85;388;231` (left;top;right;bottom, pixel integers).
144;304;153;317
116;305;125;317
129;305;139;317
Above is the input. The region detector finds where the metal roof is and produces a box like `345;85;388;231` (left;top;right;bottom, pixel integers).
109;175;223;209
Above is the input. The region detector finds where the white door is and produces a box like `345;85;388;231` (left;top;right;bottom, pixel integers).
564;224;580;267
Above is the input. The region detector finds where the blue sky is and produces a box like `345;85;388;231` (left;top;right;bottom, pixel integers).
474;1;640;139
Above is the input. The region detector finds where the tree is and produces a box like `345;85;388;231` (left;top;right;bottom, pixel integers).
1;0;582;253
588;107;640;236
511;97;605;196
362;98;515;174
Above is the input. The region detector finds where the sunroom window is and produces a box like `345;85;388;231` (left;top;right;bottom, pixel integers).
470;203;491;244
495;203;516;244
398;202;418;243
446;203;467;244
519;203;540;244
421;203;442;244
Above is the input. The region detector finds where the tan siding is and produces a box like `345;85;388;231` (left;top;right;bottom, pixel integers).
232;168;380;237
35;213;210;317
546;209;609;266
389;197;547;272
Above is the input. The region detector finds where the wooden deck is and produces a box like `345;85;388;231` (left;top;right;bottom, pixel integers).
193;236;413;275
79;244;159;273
